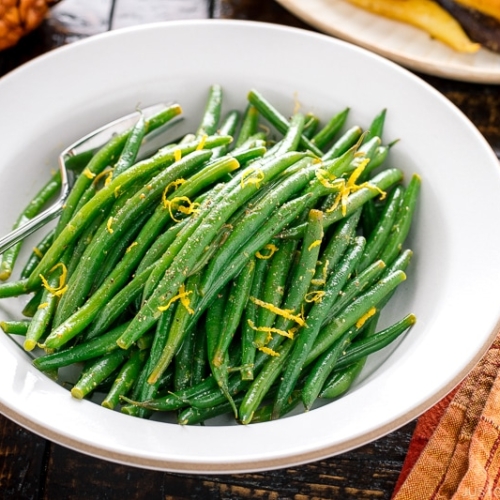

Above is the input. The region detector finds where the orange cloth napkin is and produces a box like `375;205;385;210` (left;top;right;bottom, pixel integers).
392;334;500;500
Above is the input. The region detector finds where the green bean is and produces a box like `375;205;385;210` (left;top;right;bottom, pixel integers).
191;327;209;386
43;154;235;348
302;113;320;139
211;110;240;159
307;270;407;364
33;322;129;371
264;113;305;158
247;89;323;156
0;171;62;280
0;279;31;298
378;174;421;266
20;229;55;280
82;264;155;342
360;198;379;236
240;340;293;424
121;307;175;417
28;135;231;289
141;151;308;302
135;173;229;277
311;108;349;150
365;144;391;174
202;285;238;415
357;185;405;272
202;149;349;298
112;113;146;178
322;126;363;161
187;369;249;411
279;168;404;239
234;104;260;148
213;259;255;367
0;320;30;335
319;358;365;399
260;208;325;358
53;149;213;326
121;373;219;412
200;157;317;294
332;313;416;372
190;191;324;331
90;209;152;294
24;252;70;351
250;390;302;423
324;259;386;325
311;209;362;286
174;325;197;392
56;103;183;237
272;236;366;419
240;257;269;380
301;328;353;410
102;349;146;410
178;393;247;425
21;288;44;317
354;136;381;170
71;349;128;400
117;152;310;350
364;109;387;144
197;84;223;136
253;239;298;348
146;273;202;385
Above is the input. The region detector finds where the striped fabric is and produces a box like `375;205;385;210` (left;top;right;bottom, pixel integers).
393;334;500;500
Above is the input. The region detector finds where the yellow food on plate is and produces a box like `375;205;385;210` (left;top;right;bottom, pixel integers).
345;0;481;52
455;0;500;22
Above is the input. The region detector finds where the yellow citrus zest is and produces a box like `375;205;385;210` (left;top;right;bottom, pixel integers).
325;158;386;215
249;296;306;327
308;239;322;251
241;166;265;189
316;168;338;189
83;168;96;179
33;246;44;259
106;217;114;234
126;241;138;253
305;290;326;303
38;302;49;309
174;149;182;162
255;243;278;260
356;307;378;328
258;346;280;357
247;319;295;341
39;263;68;298
311;259;329;286
164;196;200;222
196;134;208;151
293;92;301;115
92;168;112;187
158;284;193;313
179;284;194;314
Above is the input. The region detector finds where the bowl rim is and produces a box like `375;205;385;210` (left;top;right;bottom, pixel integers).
1;18;500;473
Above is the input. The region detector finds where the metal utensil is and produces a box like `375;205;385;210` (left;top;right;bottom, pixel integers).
0;103;173;255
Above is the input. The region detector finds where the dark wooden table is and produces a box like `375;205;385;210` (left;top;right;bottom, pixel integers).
1;1;499;499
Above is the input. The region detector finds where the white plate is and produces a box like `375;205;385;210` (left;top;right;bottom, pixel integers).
1;20;500;473
276;0;500;83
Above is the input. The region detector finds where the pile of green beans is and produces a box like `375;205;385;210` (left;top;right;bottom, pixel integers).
0;85;419;425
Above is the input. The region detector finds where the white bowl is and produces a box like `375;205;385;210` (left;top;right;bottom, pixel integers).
1;20;500;473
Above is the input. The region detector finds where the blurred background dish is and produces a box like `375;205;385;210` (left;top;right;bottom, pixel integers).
276;0;500;82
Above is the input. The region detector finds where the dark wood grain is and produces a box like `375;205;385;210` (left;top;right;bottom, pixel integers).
1;0;499;498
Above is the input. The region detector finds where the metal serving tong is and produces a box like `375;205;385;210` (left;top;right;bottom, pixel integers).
0;103;175;255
